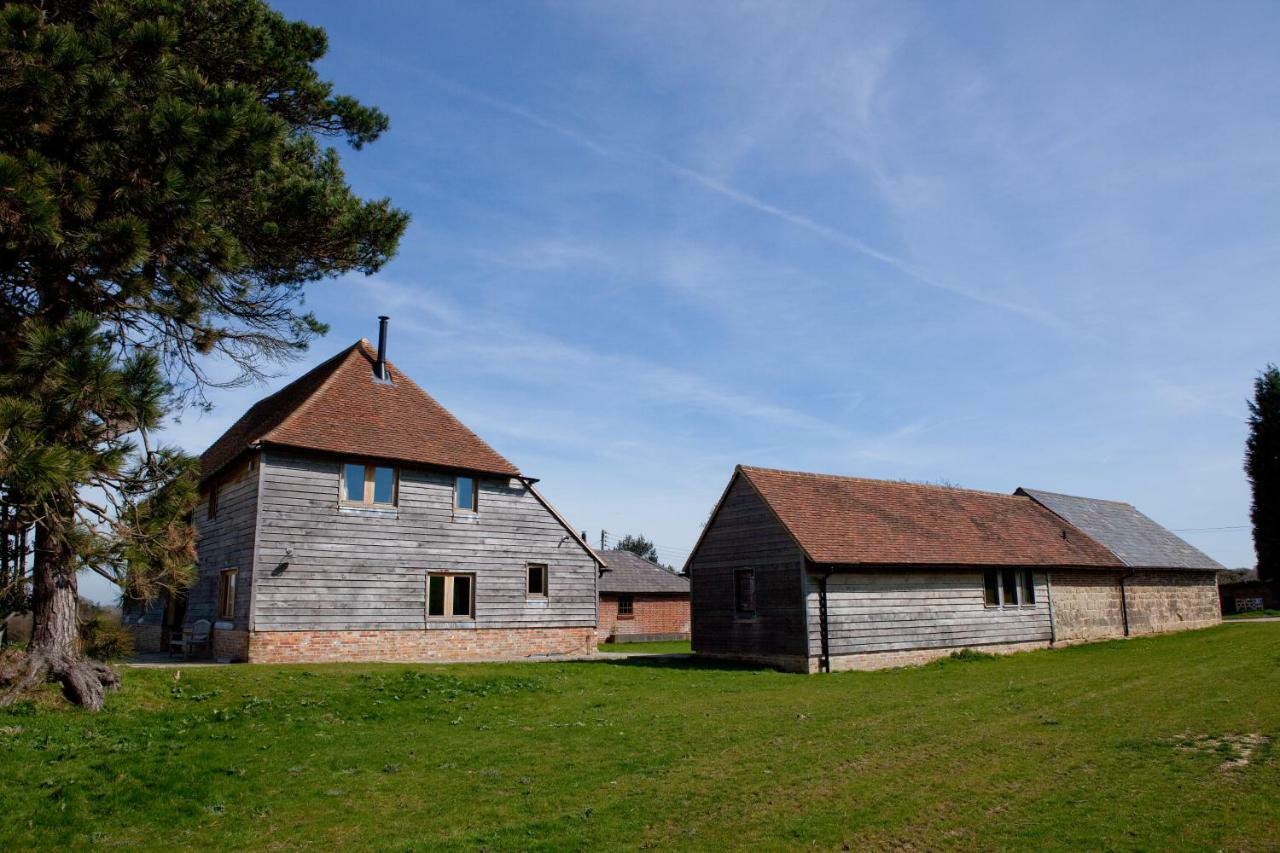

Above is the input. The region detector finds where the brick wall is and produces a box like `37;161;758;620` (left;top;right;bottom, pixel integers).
213;626;250;662
598;594;690;642
246;627;595;664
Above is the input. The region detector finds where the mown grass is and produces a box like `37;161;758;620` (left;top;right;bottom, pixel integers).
597;640;692;654
1;624;1277;851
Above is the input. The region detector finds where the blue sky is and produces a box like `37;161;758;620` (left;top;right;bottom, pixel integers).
79;1;1280;598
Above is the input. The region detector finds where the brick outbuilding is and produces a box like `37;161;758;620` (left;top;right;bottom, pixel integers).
596;549;690;643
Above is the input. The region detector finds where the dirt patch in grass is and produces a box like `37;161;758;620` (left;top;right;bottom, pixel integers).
1172;732;1273;771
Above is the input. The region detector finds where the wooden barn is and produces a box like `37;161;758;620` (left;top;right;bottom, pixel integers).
595;549;690;643
125;320;602;662
686;466;1222;672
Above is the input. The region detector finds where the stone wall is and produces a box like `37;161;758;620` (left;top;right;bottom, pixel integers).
1124;570;1220;634
1049;570;1125;642
246;627;596;664
213;626;250;662
129;623;164;654
598;594;690;642
1051;569;1220;643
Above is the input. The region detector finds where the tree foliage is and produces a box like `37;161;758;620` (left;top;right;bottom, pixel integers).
1245;365;1280;583
0;0;407;708
614;533;670;569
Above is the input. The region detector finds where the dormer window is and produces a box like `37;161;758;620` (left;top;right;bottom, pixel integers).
455;476;478;513
342;462;397;506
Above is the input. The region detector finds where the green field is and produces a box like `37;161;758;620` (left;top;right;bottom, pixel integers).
1225;610;1280;619
597;640;692;655
2;624;1277;850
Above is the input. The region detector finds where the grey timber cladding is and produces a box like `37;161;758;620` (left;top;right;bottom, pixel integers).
252;450;598;631
806;570;1052;657
1018;488;1224;570
188;456;260;627
688;474;808;658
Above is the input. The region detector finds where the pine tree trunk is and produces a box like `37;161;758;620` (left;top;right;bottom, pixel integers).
0;508;119;710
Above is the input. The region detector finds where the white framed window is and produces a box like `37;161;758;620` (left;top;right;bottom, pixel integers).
983;569;1036;608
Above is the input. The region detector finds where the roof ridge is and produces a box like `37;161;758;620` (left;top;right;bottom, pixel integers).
260;340;367;446
1017;486;1136;509
739;464;1017;500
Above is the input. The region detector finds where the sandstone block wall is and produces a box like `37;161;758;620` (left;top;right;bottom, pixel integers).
1124;570;1220;635
246;627;595;664
1049;570;1126;642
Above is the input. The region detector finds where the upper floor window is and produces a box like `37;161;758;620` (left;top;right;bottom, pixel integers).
734;568;756;617
207;482;219;520
455;476;478;512
342;463;397;506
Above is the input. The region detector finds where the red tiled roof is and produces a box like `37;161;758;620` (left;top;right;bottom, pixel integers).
738;466;1122;568
200;340;520;481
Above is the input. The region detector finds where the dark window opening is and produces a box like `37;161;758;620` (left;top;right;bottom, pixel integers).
427;572;474;619
983;569;1000;606
1002;568;1019;607
527;564;547;597
734;569;756;616
207;483;219;520
1020;570;1035;605
617;594;634;617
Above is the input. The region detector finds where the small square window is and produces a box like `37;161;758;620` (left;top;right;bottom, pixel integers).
617;594;634;617
455;476;478;512
734;569;756;617
342;463;397;506
527;564;547;597
218;570;237;621
427;572;474;619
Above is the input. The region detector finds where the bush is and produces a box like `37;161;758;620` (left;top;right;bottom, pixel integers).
80;613;134;662
948;648;996;663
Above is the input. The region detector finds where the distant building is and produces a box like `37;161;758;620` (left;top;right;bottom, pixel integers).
595;549;690;643
687;466;1222;673
1216;569;1277;615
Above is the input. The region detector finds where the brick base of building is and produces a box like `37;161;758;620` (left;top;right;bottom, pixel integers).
245;627;596;664
213;625;250;663
598;594;690;642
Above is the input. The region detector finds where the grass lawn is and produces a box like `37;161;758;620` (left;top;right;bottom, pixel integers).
2;625;1277;850
597;640;692;655
1225;609;1280;619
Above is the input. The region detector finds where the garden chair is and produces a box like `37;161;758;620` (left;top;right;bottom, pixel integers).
169;619;212;660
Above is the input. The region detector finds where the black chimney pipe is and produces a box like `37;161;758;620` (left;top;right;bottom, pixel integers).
375;316;390;381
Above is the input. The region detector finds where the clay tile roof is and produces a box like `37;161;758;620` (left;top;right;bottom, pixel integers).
595;550;691;594
1016;488;1225;571
200;340;519;481
738;466;1122;568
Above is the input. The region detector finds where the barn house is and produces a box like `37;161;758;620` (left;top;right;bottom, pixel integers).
595;549;691;643
686;466;1222;672
127;320;602;662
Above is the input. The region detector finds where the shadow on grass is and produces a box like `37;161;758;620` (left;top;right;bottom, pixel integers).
584;654;786;674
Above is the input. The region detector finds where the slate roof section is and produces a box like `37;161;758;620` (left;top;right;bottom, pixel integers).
200;340;520;482
596;550;691;594
736;466;1122;568
1016;488;1225;571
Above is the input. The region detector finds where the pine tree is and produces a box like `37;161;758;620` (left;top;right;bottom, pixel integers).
0;1;408;708
1245;365;1280;584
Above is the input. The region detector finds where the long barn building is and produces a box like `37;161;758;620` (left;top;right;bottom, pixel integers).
686;466;1222;673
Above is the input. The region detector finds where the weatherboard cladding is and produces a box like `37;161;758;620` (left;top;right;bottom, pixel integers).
596;550;690;595
199;340;519;482
737;466;1121;568
1016;488;1224;571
